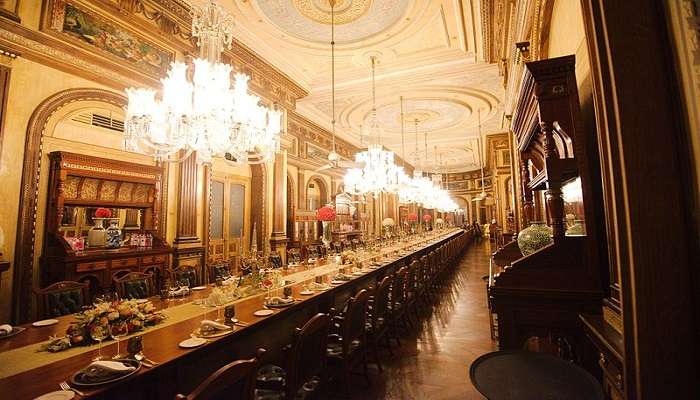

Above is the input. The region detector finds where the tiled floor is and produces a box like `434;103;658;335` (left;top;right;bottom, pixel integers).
340;239;497;400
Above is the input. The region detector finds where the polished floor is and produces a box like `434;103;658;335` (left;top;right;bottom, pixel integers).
340;239;497;400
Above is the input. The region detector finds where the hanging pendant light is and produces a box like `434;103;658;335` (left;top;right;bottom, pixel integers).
344;55;400;197
124;0;282;165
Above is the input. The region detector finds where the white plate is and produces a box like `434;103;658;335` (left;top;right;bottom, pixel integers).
300;290;314;296
32;319;59;327
191;286;207;291
352;272;364;276
136;299;149;304
254;309;274;317
179;337;207;348
33;391;74;400
330;280;345;285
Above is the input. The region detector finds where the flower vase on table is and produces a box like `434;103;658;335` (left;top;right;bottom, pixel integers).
88;218;106;247
316;205;336;250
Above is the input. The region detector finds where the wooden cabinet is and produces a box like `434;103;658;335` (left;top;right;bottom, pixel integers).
580;314;624;400
490;56;606;374
41;152;172;295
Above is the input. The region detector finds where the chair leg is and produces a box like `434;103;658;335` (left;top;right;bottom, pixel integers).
362;353;371;386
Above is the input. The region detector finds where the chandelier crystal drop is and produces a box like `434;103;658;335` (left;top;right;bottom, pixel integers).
344;56;400;197
124;0;281;165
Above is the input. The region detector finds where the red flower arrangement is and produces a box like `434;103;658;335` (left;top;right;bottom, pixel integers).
316;205;336;222
423;214;432;222
407;213;418;222
94;207;112;218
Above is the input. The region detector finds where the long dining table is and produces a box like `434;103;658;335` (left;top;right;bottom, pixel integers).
0;229;467;399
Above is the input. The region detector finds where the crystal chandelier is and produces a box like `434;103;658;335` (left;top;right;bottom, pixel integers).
344;56;400;197
124;0;281;165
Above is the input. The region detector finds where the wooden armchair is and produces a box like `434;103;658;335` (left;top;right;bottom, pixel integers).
34;281;89;319
327;289;371;389
113;272;155;299
175;348;265;400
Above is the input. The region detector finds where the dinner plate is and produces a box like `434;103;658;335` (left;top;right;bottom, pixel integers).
330;280;345;285
265;299;295;308
0;326;26;339
191;286;207;291
179;337;207;348
32;319;59;327
253;309;274;317
71;359;141;387
193;327;233;338
352;271;365;276
135;299;149;304
300;290;314;296
33;390;75;400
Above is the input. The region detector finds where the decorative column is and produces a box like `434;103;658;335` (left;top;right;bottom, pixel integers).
541;121;565;241
520;158;534;226
270;151;289;262
174;152;204;283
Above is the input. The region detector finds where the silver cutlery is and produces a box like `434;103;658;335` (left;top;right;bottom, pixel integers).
60;381;85;397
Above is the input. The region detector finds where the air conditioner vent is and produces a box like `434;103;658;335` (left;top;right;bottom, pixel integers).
71;111;124;132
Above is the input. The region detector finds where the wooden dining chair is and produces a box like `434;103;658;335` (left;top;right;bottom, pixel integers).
285;313;331;399
208;261;232;283
366;275;394;371
113;272;155;299
389;266;411;334
172;266;199;287
175;348;265;400
327;289;371;390
34;281;90;319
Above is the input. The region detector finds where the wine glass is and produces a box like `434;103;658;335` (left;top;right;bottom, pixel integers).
261;274;273;304
168;280;180;302
90;322;109;361
110;320;129;359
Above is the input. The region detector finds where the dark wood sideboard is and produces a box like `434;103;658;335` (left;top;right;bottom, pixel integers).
490;56;606;375
41;152;172;295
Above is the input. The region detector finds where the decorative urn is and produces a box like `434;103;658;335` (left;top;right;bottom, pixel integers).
517;221;553;256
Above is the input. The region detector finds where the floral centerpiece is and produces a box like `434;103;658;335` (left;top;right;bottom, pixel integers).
422;214;432;223
406;213;418;223
340;250;358;266
316;205;336;248
316;206;336;221
40;299;166;353
94;208;112;218
382;217;395;239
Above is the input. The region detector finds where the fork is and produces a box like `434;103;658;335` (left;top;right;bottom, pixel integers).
60;381;85;397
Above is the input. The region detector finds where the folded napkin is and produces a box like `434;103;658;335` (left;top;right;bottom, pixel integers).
0;324;12;335
84;361;135;379
200;319;230;331
267;296;293;305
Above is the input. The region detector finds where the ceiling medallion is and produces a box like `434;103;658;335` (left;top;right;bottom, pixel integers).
292;0;372;25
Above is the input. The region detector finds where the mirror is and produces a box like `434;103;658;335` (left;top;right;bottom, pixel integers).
59;206;144;238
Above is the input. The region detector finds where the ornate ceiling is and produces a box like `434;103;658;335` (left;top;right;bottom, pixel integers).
209;0;506;172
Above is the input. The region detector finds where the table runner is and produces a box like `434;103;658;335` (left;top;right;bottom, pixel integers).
0;231;455;379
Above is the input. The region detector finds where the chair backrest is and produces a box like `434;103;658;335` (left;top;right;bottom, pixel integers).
175;348;265;400
392;267;407;307
173;267;198;287
332;241;342;254
114;272;154;299
342;289;370;355
407;260;419;291
34;281;89;318
208;262;231;283
287;248;301;263
286;313;331;398
372;276;393;325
